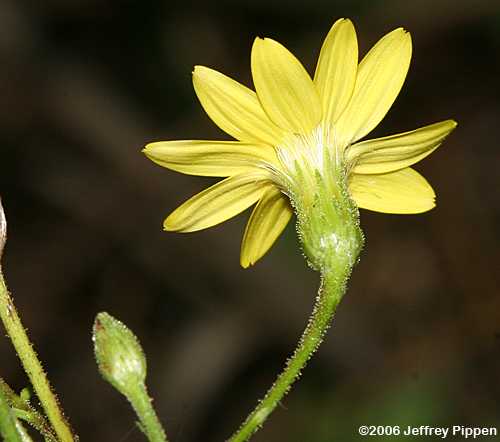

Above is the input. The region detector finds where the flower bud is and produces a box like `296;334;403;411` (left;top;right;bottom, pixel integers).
0;198;6;262
93;312;147;397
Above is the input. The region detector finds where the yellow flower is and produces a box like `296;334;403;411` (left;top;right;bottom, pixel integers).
144;18;456;268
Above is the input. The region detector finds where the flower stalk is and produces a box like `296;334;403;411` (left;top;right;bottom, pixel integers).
93;312;168;442
229;267;355;442
230;160;363;441
0;198;75;442
127;384;167;442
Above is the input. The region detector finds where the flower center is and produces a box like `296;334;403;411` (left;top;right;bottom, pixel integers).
272;124;348;197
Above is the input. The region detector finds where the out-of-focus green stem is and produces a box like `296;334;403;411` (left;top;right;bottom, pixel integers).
1;378;57;442
0;383;22;442
0;199;76;442
13;421;33;442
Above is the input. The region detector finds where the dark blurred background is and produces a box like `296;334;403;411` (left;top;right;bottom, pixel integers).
1;1;499;441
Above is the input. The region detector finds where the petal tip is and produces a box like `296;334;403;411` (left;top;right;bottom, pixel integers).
421;199;436;213
142;142;157;152
252;36;264;47
240;254;256;268
192;65;217;82
254;37;279;49
142;145;156;160
332;18;355;33
398;28;412;43
240;259;251;269
163;215;179;232
192;65;208;77
388;27;412;42
338;17;353;26
439;119;458;134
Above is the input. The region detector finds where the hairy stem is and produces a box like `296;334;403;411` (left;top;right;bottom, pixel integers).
0;199;75;442
129;384;168;442
0;274;75;442
228;264;353;442
0;378;57;442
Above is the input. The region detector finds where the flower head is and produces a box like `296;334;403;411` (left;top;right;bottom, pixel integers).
144;18;456;268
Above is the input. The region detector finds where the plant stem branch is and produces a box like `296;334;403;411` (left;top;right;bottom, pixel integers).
0;378;57;441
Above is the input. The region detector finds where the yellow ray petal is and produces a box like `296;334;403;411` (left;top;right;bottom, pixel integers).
348;120;457;174
314;18;358;125
251;37;322;134
192;66;286;146
165;172;271;232
240;187;293;268
143;140;278;177
336;28;412;146
349;167;435;214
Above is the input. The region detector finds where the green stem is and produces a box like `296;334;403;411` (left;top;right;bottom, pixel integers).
0;380;25;412
0;272;75;442
13;409;55;442
129;384;168;442
0;199;75;441
0;382;22;442
229;266;351;442
0;378;57;442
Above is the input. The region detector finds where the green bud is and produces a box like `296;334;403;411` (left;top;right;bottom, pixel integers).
289;153;363;274
93;312;147;397
0;198;6;262
19;388;30;403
